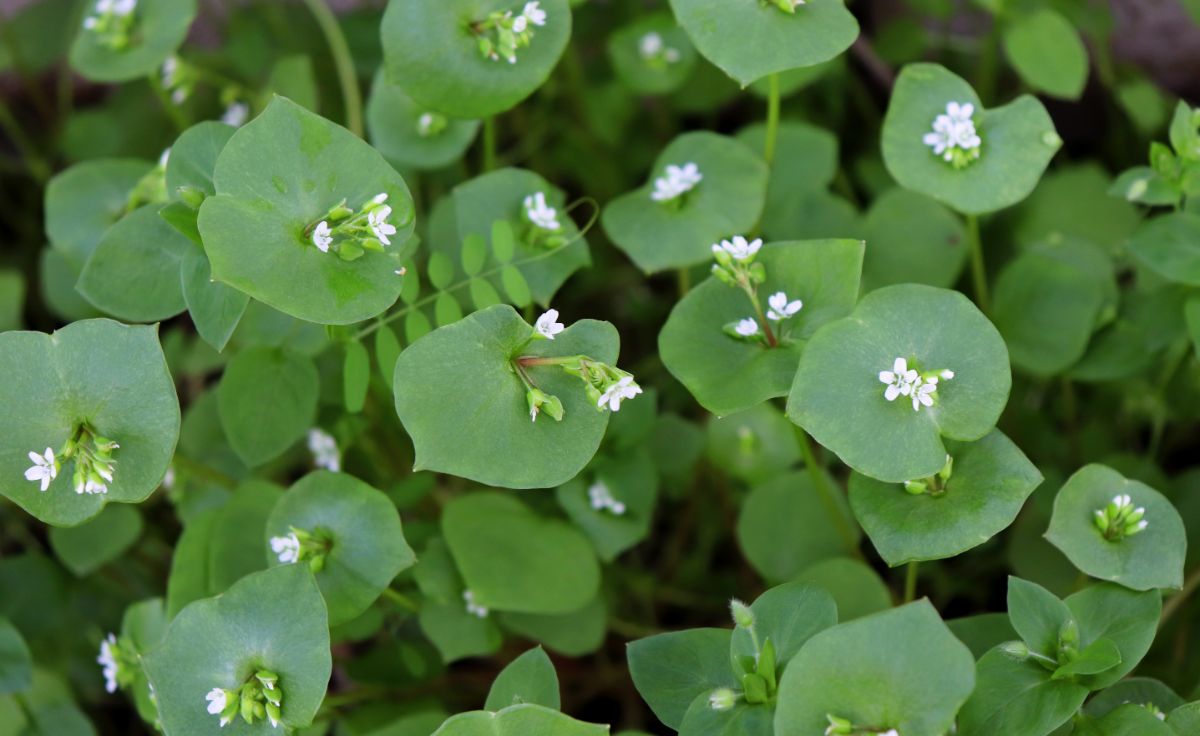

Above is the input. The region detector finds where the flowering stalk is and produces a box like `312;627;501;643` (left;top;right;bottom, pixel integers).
304;193;411;261
710;236;782;347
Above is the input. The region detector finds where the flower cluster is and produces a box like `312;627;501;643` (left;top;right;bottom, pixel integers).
463;589;489;618
638;32;682;68
97;633;138;694
308;192;409;262
416;111;448;138
825;715;899;736
269;527;330;573
307;428;341;472
1094;493;1148;541
923;101;982;169
712;598;780;708
588;480;627;515
878;357;954;412
650;162;703;204
24;424;121;496
903;454;954;497
712;237;805;348
206;670;283;729
474;2;547;64
82;0;137;50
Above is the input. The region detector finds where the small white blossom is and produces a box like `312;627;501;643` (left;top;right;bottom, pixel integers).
651;162;703;202
923;101;982;164
161;57;177;86
369;205;397;246
97;634;119;693
940;369;955;379
77;478;109;495
206;687;232;726
464;589;489;618
712;235;762;262
878;358;918;402
372;192;388;205
597;376;642;412
417;112;437;137
734;318;759;337
24;448;57;492
512;14;528;33
221;102;249;128
523;191;561;231
766;291;803;321
640;32;664;58
522;1;546;26
270;532;301;564
588;481;626;515
307;428;340;472
910;376;938;411
535;309;565;340
312;221;333;253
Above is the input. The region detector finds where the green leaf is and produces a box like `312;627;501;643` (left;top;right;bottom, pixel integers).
405;310;433;344
847;430;1042;565
217;347;319;467
462;234;488;276
198;97;414;325
0;617;32;695
679;697;774;736
736;122;839;241
265;55;318;112
266;471;415;626
499;595;608;657
500;265;533;307
788;284;1011;483
1014;164;1140;254
44;158;151;268
393;305;619;488
946;613;1018;659
774;601;975;736
603;132;769;273
627;628;735;730
492;220;517;263
415;538;503;663
427;252;456;290
608;14;697;95
166;510;219;619
660;239;864;416
381;0;573;118
1168;702;1200;734
366;70;480;171
1001;9;1089;100
1007;576;1073;659
862;188;968;291
431;704;606;736
1052;638;1121;680
48;504;143;576
730;582;837;667
1064;583;1161;690
1128;212;1200;287
180;246;249;353
0;319;179;527
0;669;96;736
485;647;560;711
1084;679;1184;719
668;0;858;86
1076;704;1176;736
69;0;196;83
469;278;503;310
882;63;1061;215
144;565;332;735
165;122;236;201
443;492;599;614
1045;464;1186;591
77;205;190;322
705;403;801;483
375;325;402;386
738;470;859;581
207;480;282;594
794;558;892;622
555;450;659;562
956;648;1088;736
343;340;370;413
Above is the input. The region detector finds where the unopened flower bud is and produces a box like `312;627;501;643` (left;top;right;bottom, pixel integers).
708;687;737;712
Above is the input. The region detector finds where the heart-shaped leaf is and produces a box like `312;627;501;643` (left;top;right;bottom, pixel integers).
198;96;414;325
788;284;1011;483
165;121;236;201
393;305;619;489
660;239;863;417
668;0;859;86
485;647;560;711
847;430;1042;566
882;63;1061;215
381;0;572;118
0;319;179;526
366;70;481;171
69;0;196;83
264;471;415;626
794;558;892;622
602;132;768;274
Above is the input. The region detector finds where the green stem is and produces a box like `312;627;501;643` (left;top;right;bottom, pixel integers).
301;0;363;137
1161;565;1200;627
380;587;420;613
677;267;691;298
904;561;919;603
0;102;49;182
482;116;498;172
763;73;781;167
965;214;990;314
794;427;860;557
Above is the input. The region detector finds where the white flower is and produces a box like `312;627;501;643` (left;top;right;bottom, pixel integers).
417;112;437;137
77;478;109;495
923;101;982;162
911;376;938;411
588;481;626;515
24;448;57;492
97;634;119;693
312;221;333;252
372;192;388;205
112;0;136;14
535;309;565;340
734;318;759;337
522;1;546;26
161;57;177;88
270;532;301;564
369;205;397;246
878;358;918;402
651;162;703;202
464;590;489;618
523;191;561;231
206;687;232;726
766;291;803;321
640;32;663;58
940;369;955;380
512;14;528;33
712;235;762;262
307;428;340;472
597;376;642;412
221;102;249;128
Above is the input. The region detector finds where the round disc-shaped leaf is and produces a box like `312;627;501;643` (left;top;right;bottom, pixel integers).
882;63;1061;215
380;0;572;118
602;132;768;273
608;14;697;95
774;600;975;736
45;158;152;267
77;205;190;322
393;305;619;489
0;320;179;527
69;0;196;83
660;239;864;416
266;472;414;625
442;491;600;614
862;188;967;291
1001;9;1089;101
217;347;318;468
366;70;481;171
668;0;859;86
1045;464;1186;591
788;284;1011;483
144;564;332;736
848;429;1042;566
198;96;414;325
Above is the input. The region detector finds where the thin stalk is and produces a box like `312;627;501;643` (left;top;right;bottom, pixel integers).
965;214;990;314
677;267;690;298
763;73;781;167
794;427;860;557
1161;566;1200;627
380;587;420;613
0;102;49;182
904;561;919;603
301;0;363;137
482;117;498;172
747;290;779;348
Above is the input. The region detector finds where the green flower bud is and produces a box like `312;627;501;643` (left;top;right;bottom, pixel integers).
708;687;737;712
998;640;1030;660
730;598;755;629
177;185;208;209
903;480;928;495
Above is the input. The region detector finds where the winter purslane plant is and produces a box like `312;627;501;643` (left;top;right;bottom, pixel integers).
2;1;1200;735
